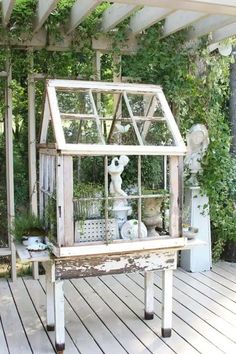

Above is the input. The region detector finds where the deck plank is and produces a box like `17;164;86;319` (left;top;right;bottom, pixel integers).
9;278;54;354
64;279;127;354
154;272;236;345
39;276;103;354
211;264;236;284
0;279;31;354
71;277;152;354
0;313;9;354
113;273;224;354
24;276;81;354
83;276;174;354
175;269;236;314
104;274;217;354
173;270;236;327
1;262;236;354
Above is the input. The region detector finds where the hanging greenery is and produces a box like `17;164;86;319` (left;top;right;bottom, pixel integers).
0;2;235;260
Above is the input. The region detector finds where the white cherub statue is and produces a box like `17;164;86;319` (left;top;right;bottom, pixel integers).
108;155;129;198
184;124;209;185
108;155;132;228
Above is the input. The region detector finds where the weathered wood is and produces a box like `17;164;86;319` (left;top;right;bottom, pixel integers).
169;156;180;238
54;280;65;352
162;269;173;337
54;251;177;279
47;87;66;149
102;4;137;32
34;0;59;33
2;0;15;27
56;155;65;246
144;271;154;319
48;79;162;93
60;144;186;156
28;67;38;216
5;61;16;281
63;156;74;246
44;262;55;331
52;237;185;257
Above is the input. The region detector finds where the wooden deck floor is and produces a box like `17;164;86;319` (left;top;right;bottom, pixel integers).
1;262;236;354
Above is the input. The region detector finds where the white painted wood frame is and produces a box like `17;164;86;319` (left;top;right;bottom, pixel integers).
188;14;236;40
44;262;55;331
56;155;65;247
169;156;180;238
54;280;65;352
130;7;173;34
2;0;15;27
47;87;66;150
66;0;102;34
161;269;173;337
28;67;38;216
63;156;74;246
5;61;16;281
102;4;137;32
144;271;154;320
114;0;236;16
162;10;207;37
34;0;59;33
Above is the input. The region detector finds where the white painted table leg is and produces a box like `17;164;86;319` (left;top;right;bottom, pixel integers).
32;261;39;280
54;280;65;353
161;269;173;337
45;263;55;331
144;270;154;320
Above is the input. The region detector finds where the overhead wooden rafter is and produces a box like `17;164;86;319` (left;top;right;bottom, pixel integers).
188;14;236;40
66;0;102;35
162;10;207;37
113;0;236;16
2;0;15;27
210;21;236;44
102;4;138;32
130;7;173;34
34;0;60;33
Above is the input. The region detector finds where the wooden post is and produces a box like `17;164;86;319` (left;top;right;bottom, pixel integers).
161;269;173;337
45;261;55;331
169;156;180;238
63;156;74;246
54;280;65;352
28;51;39;279
56;155;64;247
144;270;154;320
5;59;16;281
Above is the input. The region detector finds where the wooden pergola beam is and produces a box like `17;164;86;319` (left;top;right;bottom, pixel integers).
162;10;207;37
34;0;59;33
114;0;236;16
188;14;236;39
66;0;102;35
102;4;138;32
2;0;15;27
130;7;173;34
210;21;236;44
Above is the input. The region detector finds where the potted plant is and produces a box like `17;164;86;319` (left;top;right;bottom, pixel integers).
12;212;47;248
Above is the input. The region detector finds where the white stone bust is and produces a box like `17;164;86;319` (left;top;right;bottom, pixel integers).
184;124;209;184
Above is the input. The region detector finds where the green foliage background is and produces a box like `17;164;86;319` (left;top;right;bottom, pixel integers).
0;1;235;259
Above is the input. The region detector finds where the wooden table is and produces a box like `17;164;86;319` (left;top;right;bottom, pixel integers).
16;239;204;353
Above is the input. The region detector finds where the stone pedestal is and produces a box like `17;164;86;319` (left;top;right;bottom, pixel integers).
181;186;212;272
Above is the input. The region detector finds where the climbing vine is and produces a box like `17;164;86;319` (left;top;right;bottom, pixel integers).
0;1;235;260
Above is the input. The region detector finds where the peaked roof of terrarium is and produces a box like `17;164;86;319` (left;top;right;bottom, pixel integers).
40;79;186;156
2;1;236;53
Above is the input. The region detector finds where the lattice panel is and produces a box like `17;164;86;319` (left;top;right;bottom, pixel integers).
75;218;119;243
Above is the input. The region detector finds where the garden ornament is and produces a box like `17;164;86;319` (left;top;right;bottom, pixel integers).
184;124;209;185
108;155;132;228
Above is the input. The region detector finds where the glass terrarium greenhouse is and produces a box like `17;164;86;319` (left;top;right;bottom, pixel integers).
39;79;187;258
